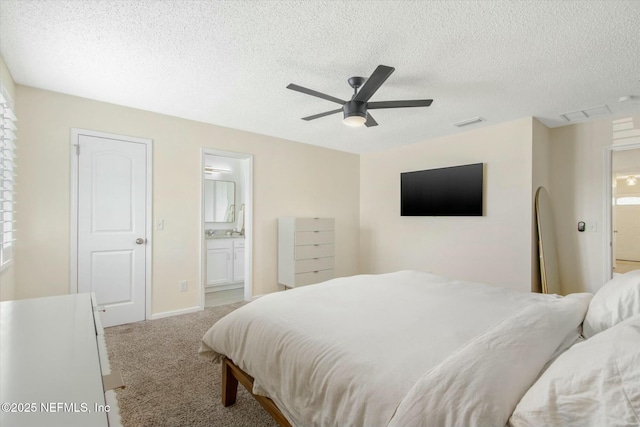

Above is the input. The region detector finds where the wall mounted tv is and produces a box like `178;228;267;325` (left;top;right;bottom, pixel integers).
401;163;484;216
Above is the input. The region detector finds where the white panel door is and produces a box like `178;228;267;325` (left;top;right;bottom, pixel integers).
77;134;147;327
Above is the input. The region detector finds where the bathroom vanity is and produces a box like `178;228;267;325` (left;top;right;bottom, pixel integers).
206;236;244;291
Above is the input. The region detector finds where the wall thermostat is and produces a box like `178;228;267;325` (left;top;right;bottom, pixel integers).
578;221;585;232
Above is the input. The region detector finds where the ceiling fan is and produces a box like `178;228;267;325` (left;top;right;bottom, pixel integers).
286;65;433;128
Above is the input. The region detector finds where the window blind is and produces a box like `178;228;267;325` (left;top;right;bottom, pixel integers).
0;88;16;268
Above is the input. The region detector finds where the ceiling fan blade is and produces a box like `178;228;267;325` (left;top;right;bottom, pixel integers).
367;99;433;109
353;65;395;103
301;108;343;121
365;113;378;127
287;84;346;105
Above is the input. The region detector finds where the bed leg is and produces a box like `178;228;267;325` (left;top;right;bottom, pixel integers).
222;358;238;406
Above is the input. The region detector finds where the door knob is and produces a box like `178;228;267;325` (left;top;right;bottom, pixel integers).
136;238;146;245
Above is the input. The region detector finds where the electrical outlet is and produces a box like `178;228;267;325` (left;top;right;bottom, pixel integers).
156;219;164;230
179;280;188;292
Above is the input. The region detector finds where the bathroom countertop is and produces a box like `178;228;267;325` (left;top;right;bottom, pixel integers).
205;234;244;239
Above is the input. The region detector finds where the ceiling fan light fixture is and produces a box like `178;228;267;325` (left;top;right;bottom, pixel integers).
342;100;367;127
343;114;366;127
287;65;433;129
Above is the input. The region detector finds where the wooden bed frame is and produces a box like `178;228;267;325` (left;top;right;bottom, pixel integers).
222;357;292;427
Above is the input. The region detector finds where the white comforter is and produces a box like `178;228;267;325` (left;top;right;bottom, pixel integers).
200;271;591;427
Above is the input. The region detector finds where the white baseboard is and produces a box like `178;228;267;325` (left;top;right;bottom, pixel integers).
148;306;203;320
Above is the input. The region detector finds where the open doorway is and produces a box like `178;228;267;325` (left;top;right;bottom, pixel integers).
200;149;253;308
605;117;640;280
611;147;640;275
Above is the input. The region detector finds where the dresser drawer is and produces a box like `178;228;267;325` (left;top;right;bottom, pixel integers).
294;218;334;232
294;269;334;286
295;243;334;260
295;257;334;274
295;230;334;245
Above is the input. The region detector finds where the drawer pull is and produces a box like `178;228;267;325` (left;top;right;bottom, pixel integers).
314;244;320;246
313;271;319;273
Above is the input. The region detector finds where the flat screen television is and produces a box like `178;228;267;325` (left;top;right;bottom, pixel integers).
401;163;484;216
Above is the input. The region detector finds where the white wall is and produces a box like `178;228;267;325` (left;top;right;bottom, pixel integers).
360;113;639;296
12;77;636;309
0;55;16;302
531;118;551;293
549;114;640;294
14;85;360;314
360;117;535;291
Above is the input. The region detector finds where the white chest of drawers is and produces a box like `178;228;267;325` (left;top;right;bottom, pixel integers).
278;217;335;288
0;293;122;427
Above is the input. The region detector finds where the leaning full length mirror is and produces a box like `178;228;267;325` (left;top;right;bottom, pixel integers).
204;180;235;223
535;187;562;295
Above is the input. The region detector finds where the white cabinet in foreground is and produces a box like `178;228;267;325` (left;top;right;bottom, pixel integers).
0;293;123;427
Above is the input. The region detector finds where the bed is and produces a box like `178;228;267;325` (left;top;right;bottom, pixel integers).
200;269;640;427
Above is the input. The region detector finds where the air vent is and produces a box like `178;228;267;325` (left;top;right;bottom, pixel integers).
560;105;611;122
453;116;486;127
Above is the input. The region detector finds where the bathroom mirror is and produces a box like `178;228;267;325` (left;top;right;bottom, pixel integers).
535;187;562;295
204;180;235;223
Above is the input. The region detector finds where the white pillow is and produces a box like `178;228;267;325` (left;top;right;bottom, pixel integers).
509;314;640;427
582;269;640;338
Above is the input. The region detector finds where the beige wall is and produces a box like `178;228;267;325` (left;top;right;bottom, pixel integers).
12;77;635;310
0;55;16;301
531;118;551;293
549;114;640;294
14;85;360;314
359;117;535;291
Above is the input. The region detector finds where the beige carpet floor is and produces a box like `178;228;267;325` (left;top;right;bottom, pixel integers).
104;302;278;427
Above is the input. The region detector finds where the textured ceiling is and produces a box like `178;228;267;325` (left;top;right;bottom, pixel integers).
1;0;640;154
